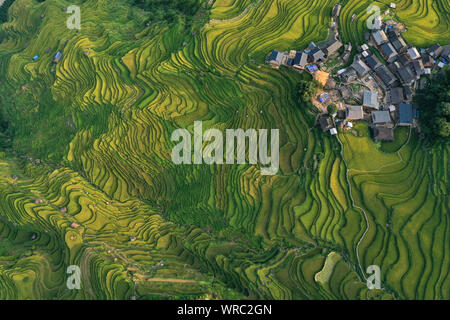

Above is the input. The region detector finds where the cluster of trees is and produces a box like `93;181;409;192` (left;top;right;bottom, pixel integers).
327;103;338;115
414;68;450;141
0;0;15;23
132;0;204;25
297;80;321;103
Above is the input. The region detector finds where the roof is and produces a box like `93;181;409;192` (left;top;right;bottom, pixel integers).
374;65;397;86
324;39;343;56
379;43;398;61
341;68;357;82
309;47;325;62
293;51;308;67
421;54;434;67
363;90;380;109
428;43;442;57
372;111;391;123
399;103;413;124
396;64;415;84
269;50;279;62
352;59;371;76
397;54;410;65
411;60;424;77
307;64;319;72
332;4;342;17
365;55;382;69
389;34;407;52
373;30;388;45
389;87;404;104
330;128;338;135
441;45;450;60
408;47;421;60
346;106;364;119
373;126;394;141
361;44;369;51
403;86;412;100
319;116;334;132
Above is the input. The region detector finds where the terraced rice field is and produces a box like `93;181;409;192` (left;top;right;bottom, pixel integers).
0;0;448;299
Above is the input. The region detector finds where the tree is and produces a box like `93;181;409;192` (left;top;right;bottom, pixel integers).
327;103;338;115
433;118;450;138
414;67;450;142
297;80;320;102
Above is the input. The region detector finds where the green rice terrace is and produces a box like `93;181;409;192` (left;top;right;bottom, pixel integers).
0;0;448;300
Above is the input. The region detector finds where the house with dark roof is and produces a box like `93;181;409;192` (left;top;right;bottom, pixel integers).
372;110;391;124
363;90;379;110
374;65;397;87
269;50;284;68
389;34;407;53
309;47;325;62
411;59;424;79
341;68;357;83
398;103;413;125
351;59;371;77
396;54;410;66
293;51;308;70
379;42;398;62
323;39;342;57
403;86;413;101
421;54;434;68
441;45;450;61
332;4;342;17
428;43;443;58
389;87;404;104
365;55;382;70
319;115;334;132
395;62;415;85
373;125;394;141
372;30;388;46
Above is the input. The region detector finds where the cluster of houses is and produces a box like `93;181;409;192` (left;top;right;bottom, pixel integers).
267;3;450;142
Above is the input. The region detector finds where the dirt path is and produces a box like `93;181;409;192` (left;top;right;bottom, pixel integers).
336;126;412;283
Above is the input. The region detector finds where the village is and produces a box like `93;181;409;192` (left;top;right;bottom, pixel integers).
267;3;450;142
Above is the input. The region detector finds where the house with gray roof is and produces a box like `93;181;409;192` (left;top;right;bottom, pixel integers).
372;110;391;123
323;39;343;57
398;103;413;125
363;90;380;110
372;30;388;46
346;106;364;120
407;47;421;60
352;59;371;77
